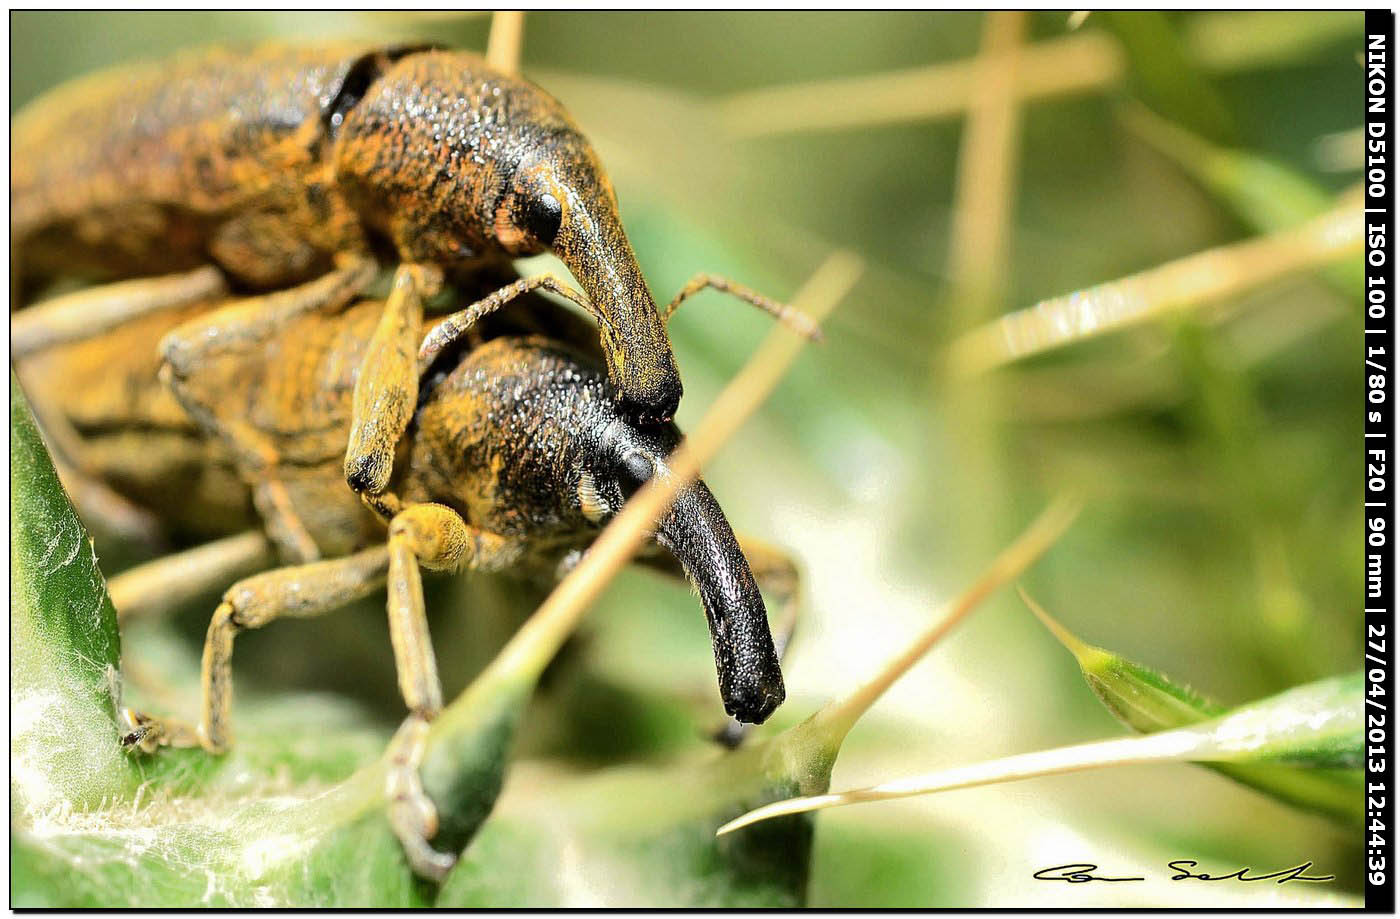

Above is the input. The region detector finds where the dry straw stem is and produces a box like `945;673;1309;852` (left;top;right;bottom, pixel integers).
717;29;1118;138
490;251;865;681
947;192;1363;376
714;12;1356;138
1016;585;1092;660
720;667;1360;835
716;719;1251;835
947;10;1027;313
486;11;526;75
812;495;1082;745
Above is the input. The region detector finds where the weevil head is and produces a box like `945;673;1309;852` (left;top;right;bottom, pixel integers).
330;49;683;424
418;336;783;723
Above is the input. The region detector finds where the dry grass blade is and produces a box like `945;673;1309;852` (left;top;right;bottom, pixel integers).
720;671;1361;835
490;251;864;679
947;10;1027;314
1182;10;1360;72
713;12;1357;139
714;31;1121;138
813;495;1082;742
486;11;526;75
947;193;1362;375
716;730;1218;835
357;10;491;26
1314;126;1364;173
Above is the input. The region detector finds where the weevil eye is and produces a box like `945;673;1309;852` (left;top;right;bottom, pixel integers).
519;192;562;247
619;451;654;497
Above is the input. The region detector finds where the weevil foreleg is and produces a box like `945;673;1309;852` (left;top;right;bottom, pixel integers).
661;274;823;342
160;256;377;381
216;548;393;752
634;533;802;748
108;532;275;741
381;501;522;881
343;264;443;516
11;265;227;359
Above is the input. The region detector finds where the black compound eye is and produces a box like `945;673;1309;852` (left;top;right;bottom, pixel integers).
619;451;654;497
519;192;562;247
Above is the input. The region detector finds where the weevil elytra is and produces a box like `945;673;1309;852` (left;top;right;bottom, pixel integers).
12;40;807;457
16;285;800;880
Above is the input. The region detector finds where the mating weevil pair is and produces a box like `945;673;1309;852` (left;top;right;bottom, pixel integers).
13;41;814;878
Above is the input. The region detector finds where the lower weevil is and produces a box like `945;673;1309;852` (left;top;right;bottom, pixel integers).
17;286;801;880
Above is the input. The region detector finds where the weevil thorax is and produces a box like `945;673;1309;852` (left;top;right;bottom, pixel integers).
330;49;682;424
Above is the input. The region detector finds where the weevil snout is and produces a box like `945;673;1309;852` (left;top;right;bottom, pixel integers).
507;154;684;424
653;483;786;723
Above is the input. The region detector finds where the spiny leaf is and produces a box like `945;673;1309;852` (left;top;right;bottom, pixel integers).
719;672;1361;833
947;193;1362;374
1122;104;1359;296
1019;586;1225;731
10;375;138;813
432;497;1079;905
1101;11;1236;144
1021;588;1362;822
438;738;826;907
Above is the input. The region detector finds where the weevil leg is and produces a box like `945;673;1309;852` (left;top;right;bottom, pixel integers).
121;546;394;755
11;265;227;359
661;274;823;342
52;455;166;548
380;501;522;881
343;263;443;515
25;412;166;547
160;257;378;561
109;532;275;739
160;256;377;381
119;708;201;753
107;531;274;624
11;364;167;546
633;533;802;748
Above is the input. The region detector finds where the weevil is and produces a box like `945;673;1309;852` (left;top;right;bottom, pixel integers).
12;40;812;529
16;283;800;880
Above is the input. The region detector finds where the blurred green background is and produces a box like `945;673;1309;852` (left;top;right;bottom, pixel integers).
11;10;1364;907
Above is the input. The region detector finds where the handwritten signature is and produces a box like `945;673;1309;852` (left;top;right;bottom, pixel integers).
1033;861;1335;885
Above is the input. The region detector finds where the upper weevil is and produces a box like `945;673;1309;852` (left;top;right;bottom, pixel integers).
12;42;806;442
